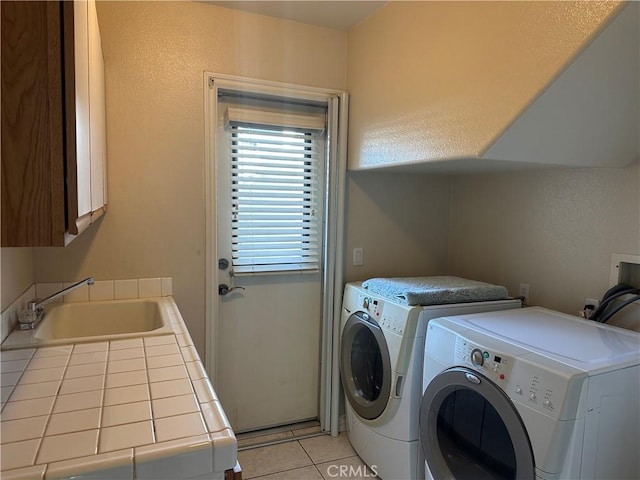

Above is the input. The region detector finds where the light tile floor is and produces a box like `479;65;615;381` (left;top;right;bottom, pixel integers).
237;423;378;479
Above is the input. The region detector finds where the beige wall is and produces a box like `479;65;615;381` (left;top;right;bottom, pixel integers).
32;1;347;356
346;1;621;169
1;248;34;310
343;163;640;327
344;172;451;282
448;162;640;317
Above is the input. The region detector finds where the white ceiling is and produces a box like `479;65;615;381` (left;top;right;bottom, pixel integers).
205;1;387;31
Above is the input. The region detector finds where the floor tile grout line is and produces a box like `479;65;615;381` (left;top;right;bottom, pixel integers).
248;462;324;480
236;420;321;439
239;439;365;479
297;438;316;468
297;433;359;467
297;437;316;465
237;435;312;480
313;453;364;467
238;431;328;451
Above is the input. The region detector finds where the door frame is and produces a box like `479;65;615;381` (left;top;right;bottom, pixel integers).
204;72;348;433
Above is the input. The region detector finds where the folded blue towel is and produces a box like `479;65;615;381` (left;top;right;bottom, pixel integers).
362;276;509;306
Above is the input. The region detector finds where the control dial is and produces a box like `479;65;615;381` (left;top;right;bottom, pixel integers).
471;348;484;366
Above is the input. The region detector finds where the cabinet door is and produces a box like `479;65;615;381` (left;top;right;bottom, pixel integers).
67;0;107;237
1;0;107;246
73;0;92;219
88;0;106;212
1;1;67;246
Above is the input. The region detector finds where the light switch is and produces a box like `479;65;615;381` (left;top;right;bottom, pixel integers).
353;247;364;266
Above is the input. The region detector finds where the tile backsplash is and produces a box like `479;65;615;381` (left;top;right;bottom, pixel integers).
1;278;173;344
0;286;35;346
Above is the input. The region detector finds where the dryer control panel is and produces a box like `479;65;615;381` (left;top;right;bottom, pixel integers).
452;335;575;419
455;337;515;388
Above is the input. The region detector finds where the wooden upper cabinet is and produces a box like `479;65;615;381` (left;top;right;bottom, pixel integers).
1;0;107;247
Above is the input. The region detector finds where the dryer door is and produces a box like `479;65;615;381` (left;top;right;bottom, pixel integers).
419;367;535;480
340;311;392;420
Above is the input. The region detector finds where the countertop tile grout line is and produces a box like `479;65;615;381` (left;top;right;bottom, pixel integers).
95;341;111;457
33;345;73;467
142;338;158;445
0;348;36;410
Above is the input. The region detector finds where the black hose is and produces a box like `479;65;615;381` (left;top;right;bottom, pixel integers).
598;294;640;324
602;284;636;300
591;284;639;322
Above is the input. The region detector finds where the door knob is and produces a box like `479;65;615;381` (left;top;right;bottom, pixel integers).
218;284;246;296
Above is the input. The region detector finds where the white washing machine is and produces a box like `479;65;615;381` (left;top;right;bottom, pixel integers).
339;281;521;480
420;307;640;480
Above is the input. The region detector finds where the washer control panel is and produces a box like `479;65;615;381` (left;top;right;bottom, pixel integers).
357;293;410;335
378;310;408;336
358;293;384;319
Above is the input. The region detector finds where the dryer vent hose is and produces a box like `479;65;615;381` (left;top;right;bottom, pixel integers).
590;283;640;324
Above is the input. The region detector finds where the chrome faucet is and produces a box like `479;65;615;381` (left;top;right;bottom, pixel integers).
19;277;95;330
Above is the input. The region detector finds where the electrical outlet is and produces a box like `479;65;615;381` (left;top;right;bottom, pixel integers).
519;283;530;305
585;297;600;309
582;297;600;319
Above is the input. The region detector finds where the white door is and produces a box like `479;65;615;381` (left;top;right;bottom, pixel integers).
213;94;327;432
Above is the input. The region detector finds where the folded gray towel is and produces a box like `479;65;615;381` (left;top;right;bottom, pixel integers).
362;276;509;306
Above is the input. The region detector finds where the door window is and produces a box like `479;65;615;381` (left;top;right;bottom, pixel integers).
224;104;325;275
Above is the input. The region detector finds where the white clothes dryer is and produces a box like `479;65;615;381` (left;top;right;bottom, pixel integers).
420;307;640;480
340;281;521;480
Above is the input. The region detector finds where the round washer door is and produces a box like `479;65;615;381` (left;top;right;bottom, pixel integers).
419;367;535;480
340;311;392;420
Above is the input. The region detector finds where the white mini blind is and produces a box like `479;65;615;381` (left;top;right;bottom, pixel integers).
225;106;325;132
227;116;324;274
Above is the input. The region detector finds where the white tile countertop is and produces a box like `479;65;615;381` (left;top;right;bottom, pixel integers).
0;297;237;480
